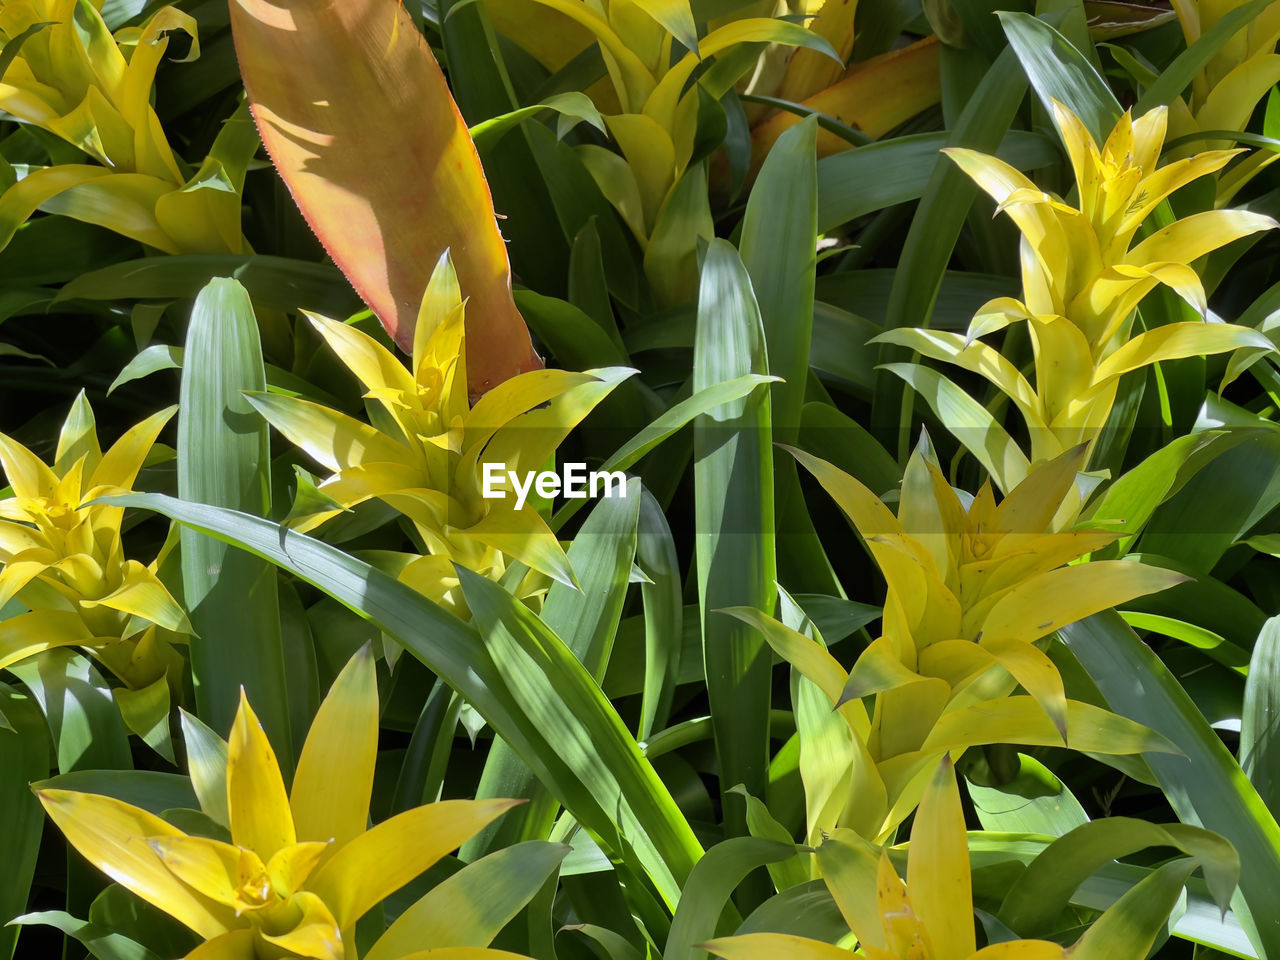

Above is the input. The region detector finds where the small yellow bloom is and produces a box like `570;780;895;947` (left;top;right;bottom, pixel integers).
728;443;1180;840
251;252;632;611
38;646;527;960
0;392;187;691
0;0;253;253
880;102;1274;487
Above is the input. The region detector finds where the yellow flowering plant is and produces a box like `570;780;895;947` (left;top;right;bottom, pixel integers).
248;252;633;611
0;0;256;253
36;645;555;960
1166;0;1280;200
704;758;1236;960
724;440;1182;842
876;102;1274;491
0;392;189;746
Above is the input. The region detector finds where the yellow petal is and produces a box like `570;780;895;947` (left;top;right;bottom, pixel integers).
1092;322;1272;388
36;789;233;938
181;929;257;960
291;644;378;851
991;444;1088;538
0;432;60;501
305;798;521;928
980;637;1068;741
258;890;344;960
246;392;410;474
227;690;296;859
306;311;417;400
906;757;974;960
147;835;259;907
1125;209;1276;267
80;561;191;634
0;610;93;673
814;828;885;950
413;250;464;388
90;406;175;492
266;841;331;895
876;848;930;955
979;560;1188;644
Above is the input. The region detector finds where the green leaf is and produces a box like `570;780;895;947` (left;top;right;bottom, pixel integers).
694;239;777;835
873;45;1029;449
965;753;1089;837
365;841;570;959
816;130;1057;233
550;373;779;531
9;649;130;773
637;487;683;740
9;912;160;960
999;818;1238;936
178;277;292;768
1069;859;1199;960
1062;612;1280;958
457;564;702;908
107;344;182;395
178;710;228;827
467;484;642;857
998;11;1122;143
664;838;796;960
470;92;606;150
32;770;197;815
0;683;46;960
57;254;362;316
1241;616;1280;818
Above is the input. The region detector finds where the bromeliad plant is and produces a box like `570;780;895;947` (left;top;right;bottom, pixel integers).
0;393;190;739
0;0;256;253
34;646;556;960
727;441;1183;842
705;757;1238;960
879;102;1274;489
249;252;631;610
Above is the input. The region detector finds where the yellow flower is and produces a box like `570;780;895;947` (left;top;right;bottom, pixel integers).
0;0;253;253
878;103;1274;489
38;646;528;960
727;443;1180;840
250;252;632;611
0;393;187;691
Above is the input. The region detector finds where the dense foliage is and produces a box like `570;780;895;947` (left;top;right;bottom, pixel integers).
4;0;1280;958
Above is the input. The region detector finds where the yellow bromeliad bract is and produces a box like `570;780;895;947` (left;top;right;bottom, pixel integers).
38;646;535;960
0;393;188;696
0;0;254;253
250;251;632;611
878;102;1274;491
727;442;1181;841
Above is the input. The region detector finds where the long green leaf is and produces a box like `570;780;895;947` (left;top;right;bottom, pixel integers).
694;239;777;836
467;484;642;857
1241;616;1280;818
0;682;46;960
1061;612;1280;958
873;45;1029;451
815;130;1057;233
178;278;290;765
99;494;703;909
998;11;1122;142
